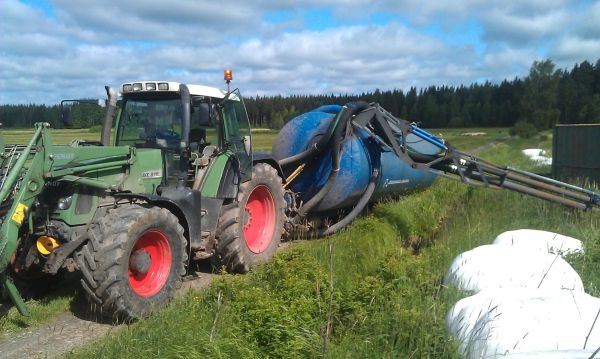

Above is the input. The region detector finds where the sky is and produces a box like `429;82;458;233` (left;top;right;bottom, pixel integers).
1;0;599;104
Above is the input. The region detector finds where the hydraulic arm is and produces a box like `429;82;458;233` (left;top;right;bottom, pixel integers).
352;103;600;211
0;123;138;315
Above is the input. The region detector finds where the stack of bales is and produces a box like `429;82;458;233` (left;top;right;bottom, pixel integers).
445;229;600;358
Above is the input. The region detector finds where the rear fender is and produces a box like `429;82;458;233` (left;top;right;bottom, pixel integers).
253;152;285;183
113;191;223;255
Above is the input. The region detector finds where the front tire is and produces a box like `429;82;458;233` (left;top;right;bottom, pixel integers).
215;163;286;273
75;205;187;321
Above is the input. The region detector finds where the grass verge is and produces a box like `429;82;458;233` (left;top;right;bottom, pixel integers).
65;133;600;358
0;287;76;333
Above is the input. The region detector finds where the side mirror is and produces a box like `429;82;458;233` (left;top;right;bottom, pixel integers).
59;98;104;128
242;135;251;156
61;105;73;127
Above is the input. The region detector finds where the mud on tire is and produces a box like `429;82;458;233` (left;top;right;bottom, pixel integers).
215;163;286;273
75;205;187;321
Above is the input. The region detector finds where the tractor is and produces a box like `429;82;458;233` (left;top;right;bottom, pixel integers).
0;71;286;320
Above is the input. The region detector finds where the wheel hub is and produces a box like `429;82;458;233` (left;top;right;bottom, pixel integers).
243;208;253;229
129;249;152;275
128;230;172;297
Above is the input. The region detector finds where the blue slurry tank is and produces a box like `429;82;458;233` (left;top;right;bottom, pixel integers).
272;105;439;213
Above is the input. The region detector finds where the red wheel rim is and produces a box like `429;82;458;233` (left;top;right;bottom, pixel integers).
243;185;276;253
128;230;172;297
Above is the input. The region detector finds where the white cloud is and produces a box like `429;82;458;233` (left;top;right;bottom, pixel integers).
481;9;569;44
0;0;597;104
550;36;600;67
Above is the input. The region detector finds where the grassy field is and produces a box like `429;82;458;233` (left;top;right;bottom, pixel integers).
2;128;101;145
1;127;278;152
1;127;510;154
1;127;594;358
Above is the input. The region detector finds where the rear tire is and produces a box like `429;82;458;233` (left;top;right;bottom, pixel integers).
75;205;187;321
215;163;285;273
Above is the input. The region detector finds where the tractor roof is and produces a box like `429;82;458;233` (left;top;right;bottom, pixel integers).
120;81;227;99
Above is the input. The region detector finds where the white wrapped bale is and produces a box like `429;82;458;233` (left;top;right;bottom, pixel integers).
521;149;546;157
494;229;583;256
521;149;552;165
502;350;597;358
447;290;600;358
445;245;583;292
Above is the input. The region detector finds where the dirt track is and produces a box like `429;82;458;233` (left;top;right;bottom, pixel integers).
0;269;218;359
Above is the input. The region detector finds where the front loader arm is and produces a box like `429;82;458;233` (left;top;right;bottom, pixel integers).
0;124;142;316
0;123;51;315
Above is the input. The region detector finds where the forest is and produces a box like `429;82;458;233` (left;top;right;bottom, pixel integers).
1;59;599;132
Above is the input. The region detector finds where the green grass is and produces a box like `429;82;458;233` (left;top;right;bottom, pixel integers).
251;129;278;151
2;128;101;145
2;127;596;358
63;131;599;358
1;128;277;151
0;287;76;333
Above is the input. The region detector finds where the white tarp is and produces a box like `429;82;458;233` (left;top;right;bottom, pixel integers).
447;289;600;358
445;244;584;292
493;229;583;256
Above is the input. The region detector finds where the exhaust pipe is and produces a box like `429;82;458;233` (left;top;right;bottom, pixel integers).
101;86;117;146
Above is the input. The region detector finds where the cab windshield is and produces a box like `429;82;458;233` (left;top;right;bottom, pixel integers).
116;98;182;149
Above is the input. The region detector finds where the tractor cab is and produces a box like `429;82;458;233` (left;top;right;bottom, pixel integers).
113;81;253;188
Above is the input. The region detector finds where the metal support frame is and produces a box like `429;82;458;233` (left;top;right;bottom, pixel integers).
352;103;600;211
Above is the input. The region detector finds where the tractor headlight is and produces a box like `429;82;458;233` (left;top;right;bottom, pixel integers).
145;82;156;91
132;83;143;91
158;82;169;90
57;195;73;210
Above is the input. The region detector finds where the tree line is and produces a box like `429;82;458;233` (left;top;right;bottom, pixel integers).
0;101;104;129
244;58;600;130
1;59;599;131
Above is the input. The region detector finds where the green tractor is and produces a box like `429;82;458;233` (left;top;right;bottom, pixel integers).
0;75;286;320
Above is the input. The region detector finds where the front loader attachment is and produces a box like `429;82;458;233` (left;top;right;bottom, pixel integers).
0;123;50;316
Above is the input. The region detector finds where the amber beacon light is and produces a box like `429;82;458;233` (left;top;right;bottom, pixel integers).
224;69;233;82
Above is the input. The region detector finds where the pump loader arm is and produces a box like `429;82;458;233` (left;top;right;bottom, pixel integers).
352;103;600;211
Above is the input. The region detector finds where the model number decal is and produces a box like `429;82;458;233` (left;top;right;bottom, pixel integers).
141;170;162;179
384;178;409;187
53;153;75;160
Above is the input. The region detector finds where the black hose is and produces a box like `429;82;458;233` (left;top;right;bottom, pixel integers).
407;149;441;163
277;144;320;168
319;168;379;236
279;102;369;169
292;102;370;222
278;108;345;168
